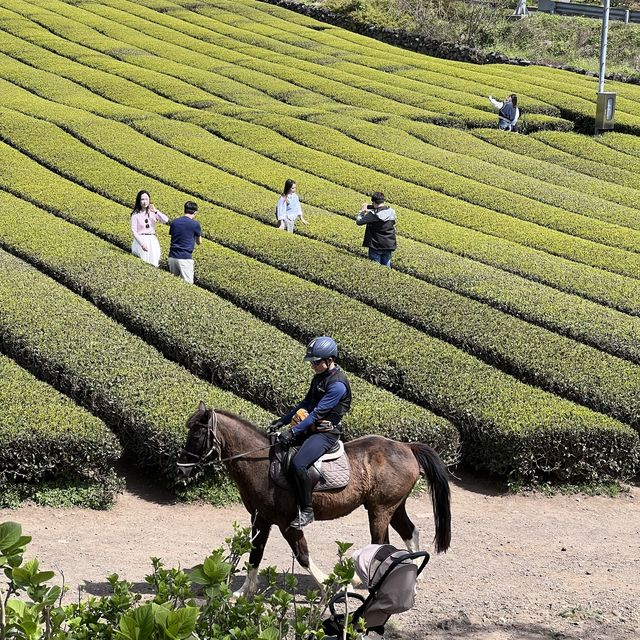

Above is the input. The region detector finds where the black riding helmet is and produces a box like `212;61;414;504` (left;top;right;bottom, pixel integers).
304;336;338;362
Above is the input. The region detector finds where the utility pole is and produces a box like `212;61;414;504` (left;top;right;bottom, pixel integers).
598;0;610;94
595;0;616;133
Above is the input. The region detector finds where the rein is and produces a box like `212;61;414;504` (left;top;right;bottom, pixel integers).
215;444;273;465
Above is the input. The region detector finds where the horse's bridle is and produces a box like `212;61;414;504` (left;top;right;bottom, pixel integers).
177;409;221;475
177;409;274;475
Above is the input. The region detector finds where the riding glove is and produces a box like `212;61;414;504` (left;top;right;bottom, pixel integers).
268;419;285;433
277;429;295;447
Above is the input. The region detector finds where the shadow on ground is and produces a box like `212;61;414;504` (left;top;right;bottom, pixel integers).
114;457;177;505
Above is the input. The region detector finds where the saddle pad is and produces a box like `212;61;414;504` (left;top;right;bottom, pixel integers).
270;448;351;491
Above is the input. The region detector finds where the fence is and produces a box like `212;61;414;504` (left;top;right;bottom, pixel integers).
537;0;640;23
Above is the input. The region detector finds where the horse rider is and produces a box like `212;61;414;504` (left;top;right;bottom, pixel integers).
270;336;352;529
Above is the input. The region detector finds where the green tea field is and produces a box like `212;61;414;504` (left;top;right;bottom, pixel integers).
0;0;639;504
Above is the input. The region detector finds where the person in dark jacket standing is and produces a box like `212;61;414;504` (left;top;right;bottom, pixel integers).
269;336;351;529
356;192;397;268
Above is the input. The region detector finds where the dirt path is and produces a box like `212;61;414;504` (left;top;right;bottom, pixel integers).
1;472;639;640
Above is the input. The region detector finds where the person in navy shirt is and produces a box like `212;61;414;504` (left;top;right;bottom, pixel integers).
270;336;352;528
168;201;201;284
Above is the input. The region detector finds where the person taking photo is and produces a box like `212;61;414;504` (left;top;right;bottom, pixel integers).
355;192;397;268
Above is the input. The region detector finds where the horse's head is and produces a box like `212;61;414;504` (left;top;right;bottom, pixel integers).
177;401;221;479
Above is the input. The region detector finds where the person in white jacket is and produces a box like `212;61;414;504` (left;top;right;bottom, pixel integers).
489;94;519;131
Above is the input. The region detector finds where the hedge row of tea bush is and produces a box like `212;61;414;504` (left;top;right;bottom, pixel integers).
2;83;637;329
135;114;640;256
2;32;636;290
0;188;459;455
88;0;576;131
1;47;636;286
3;67;639;324
0;1;434;121
0;249;273;481
203;109;639;232
3;170;639;433
598;132;640;158
17;0;550;129
3;131;639;437
314;114;640;216
5;96;637;359
0;5;312;117
383;120;640;210
157;0;562;118
1;0;639;483
0;16;592;247
1;158;637;480
2;104;637;376
473;129;640;191
532;131;640;176
176;0;640;131
0;353;121;489
5;130;640;441
490;64;640;121
157;0;640;131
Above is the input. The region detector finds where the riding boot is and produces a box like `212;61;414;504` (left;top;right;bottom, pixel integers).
290;467;314;529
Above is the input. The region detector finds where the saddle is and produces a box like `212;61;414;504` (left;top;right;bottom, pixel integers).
269;435;351;491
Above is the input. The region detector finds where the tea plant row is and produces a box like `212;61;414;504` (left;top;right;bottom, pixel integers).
0;353;121;505
0;191;459;459
4;4;639;258
1;145;637;482
0;248;273;483
2;124;639;430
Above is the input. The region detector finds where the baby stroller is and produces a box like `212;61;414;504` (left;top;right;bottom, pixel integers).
323;544;430;639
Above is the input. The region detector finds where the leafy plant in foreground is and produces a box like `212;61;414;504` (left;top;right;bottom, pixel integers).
0;521;359;639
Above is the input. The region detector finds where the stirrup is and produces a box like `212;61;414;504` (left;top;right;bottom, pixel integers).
290;507;314;529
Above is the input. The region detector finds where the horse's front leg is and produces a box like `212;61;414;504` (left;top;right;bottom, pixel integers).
281;526;327;597
234;513;272;599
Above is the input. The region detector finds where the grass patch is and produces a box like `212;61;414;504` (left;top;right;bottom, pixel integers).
176;472;242;505
509;479;630;497
0;472;124;509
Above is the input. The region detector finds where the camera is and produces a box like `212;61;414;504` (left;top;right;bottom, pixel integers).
366;204;375;210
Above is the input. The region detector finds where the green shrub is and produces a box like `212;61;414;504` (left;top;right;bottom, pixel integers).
598;131;640;159
0;521;360;639
532;130;640;175
0;353;121;493
1;179;638;481
1;473;124;509
2;45;639;306
0;249;272;483
473;127;640;190
0;190;459;456
2;19;634;262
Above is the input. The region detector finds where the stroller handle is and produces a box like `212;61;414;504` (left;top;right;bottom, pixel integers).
397;550;430;578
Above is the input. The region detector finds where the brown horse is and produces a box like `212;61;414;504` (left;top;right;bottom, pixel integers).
178;402;451;596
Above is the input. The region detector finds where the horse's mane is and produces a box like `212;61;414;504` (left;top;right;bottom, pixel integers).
217;409;267;438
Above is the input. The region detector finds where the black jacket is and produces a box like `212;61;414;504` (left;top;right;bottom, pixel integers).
356;205;397;251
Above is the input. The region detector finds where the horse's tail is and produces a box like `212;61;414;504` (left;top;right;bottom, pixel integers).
410;443;451;554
